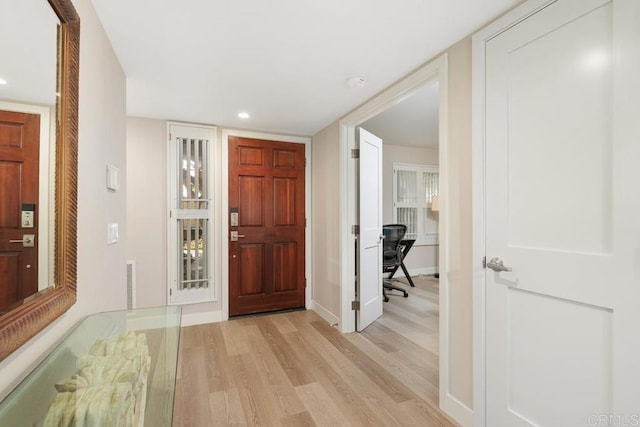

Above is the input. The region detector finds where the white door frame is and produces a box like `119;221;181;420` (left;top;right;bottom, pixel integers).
338;53;452;413
221;129;312;321
471;1;558;426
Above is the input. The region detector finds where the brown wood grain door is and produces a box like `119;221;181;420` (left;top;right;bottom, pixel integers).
0;110;40;313
228;137;305;316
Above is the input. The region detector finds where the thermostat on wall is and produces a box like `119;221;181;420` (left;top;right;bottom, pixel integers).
107;164;120;191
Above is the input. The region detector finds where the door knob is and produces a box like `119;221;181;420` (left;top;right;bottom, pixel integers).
9;234;35;247
486;257;512;272
230;231;246;241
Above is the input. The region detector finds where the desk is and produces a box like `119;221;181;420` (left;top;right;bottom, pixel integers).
384;238;416;288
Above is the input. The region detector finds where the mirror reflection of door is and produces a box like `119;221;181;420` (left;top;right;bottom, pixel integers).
0;110;39;313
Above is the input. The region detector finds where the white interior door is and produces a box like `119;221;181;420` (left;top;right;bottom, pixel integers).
357;128;383;331
484;0;640;425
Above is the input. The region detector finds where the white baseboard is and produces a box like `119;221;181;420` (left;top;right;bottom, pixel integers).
310;300;340;326
385;266;437;278
181;310;223;327
441;394;473;427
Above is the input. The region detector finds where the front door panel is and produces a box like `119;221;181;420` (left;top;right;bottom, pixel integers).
228;137;305;316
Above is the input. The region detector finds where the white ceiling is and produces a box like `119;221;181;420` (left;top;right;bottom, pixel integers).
362;82;439;148
91;0;520;136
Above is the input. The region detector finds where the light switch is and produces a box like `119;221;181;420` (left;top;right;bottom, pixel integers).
107;223;119;245
107;164;120;191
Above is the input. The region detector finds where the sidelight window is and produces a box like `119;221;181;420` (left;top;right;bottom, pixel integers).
168;124;217;304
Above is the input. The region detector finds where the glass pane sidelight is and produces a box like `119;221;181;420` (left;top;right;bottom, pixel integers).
178;138;208;210
168;125;216;305
177;137;209;290
178;218;208;290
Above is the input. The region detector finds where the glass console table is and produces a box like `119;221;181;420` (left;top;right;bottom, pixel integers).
0;306;181;426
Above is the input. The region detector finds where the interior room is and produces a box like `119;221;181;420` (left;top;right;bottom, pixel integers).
1;0;639;426
361;82;441;354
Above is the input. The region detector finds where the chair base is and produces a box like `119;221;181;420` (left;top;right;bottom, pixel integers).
383;280;408;302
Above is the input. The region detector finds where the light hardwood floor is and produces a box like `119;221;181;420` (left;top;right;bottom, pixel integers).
173;291;456;426
379;274;440;355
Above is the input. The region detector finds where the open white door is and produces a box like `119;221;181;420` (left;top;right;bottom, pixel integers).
482;0;640;425
356;128;384;331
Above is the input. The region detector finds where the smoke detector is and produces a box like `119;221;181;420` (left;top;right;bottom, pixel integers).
347;76;367;88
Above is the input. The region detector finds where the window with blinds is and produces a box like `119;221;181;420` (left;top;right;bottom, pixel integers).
393;163;439;245
168;124;216;305
177;138;209;290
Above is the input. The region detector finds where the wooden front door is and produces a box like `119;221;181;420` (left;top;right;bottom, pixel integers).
0;110;40;313
228;137;305;316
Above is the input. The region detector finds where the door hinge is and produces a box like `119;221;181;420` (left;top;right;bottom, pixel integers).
351;149;360;159
305;217;307;227
305;278;308;288
351;300;360;311
169;288;172;296
168;132;171;141
352;225;359;235
482;256;486;268
305;157;307;167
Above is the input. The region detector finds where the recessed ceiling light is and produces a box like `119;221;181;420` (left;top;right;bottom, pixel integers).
238;112;250;119
0;78;7;85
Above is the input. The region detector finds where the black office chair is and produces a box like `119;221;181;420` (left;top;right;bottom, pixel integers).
382;224;409;302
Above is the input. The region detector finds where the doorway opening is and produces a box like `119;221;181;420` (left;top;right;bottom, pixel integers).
360;81;440;355
338;53;451;413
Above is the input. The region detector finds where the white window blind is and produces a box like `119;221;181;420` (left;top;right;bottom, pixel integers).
178;137;209;291
393;163;439;245
168;124;217;305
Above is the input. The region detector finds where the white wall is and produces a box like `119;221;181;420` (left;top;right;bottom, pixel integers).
382;144;439;274
0;0;127;399
445;37;474;408
310;122;341;323
126;117;167;308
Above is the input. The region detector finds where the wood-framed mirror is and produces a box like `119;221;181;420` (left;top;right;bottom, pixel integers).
0;0;79;361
